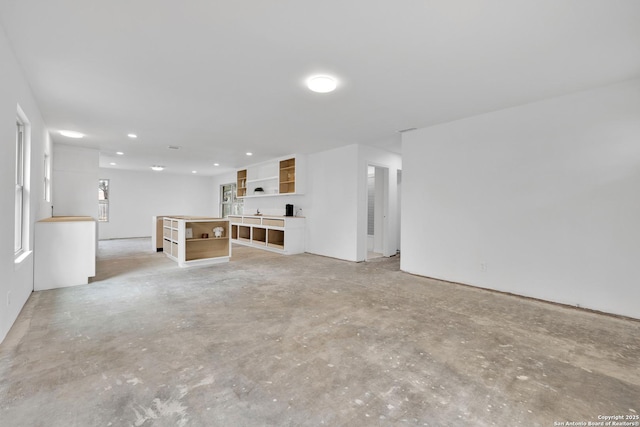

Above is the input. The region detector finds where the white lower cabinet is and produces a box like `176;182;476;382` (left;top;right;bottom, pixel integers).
228;215;305;255
34;216;96;290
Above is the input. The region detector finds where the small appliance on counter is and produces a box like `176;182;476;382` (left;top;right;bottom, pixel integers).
285;204;294;217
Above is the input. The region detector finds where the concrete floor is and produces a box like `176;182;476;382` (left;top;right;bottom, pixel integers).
1;238;639;427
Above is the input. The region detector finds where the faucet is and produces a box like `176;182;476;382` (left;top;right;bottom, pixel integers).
256;209;261;215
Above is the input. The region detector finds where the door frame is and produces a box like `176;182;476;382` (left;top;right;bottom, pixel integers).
363;163;391;261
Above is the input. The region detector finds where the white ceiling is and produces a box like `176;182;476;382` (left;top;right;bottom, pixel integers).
1;0;639;176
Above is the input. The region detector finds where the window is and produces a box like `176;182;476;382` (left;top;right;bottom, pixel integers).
15;120;25;255
98;179;109;222
44;153;51;202
220;183;243;217
15;106;30;260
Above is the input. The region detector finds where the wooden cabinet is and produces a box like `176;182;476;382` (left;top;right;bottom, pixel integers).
228;215;305;255
237;169;247;197
237;155;304;198
279;158;296;194
163;216;230;267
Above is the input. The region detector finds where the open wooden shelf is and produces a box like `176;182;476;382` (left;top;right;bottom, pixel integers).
162;217;231;267
268;229;285;250
185;238;229;261
253;227;267;245
238;225;251;241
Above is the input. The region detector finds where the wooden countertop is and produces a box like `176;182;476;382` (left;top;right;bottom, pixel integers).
38;216;95;222
166;216;223;219
228;214;305;219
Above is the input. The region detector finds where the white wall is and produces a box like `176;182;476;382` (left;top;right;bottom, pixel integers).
302;144;402;262
98;168;217;239
402;78;640;319
0;25;51;343
242;194;307;217
52;144;99;217
305;145;360;261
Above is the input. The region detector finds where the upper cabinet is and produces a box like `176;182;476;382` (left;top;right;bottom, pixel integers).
279;158;296;194
237;169;247;197
237;155;305;198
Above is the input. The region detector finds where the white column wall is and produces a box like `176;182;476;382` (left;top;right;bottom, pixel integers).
303;144;401;262
401;78;640;319
52;144;99;217
305;145;360;261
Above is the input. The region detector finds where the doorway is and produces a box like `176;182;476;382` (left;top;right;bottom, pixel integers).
397;169;402;252
366;165;390;261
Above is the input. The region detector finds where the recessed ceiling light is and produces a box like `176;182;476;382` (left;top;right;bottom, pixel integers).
246;152;253;156
213;163;220;166
151;165;164;171
110;162;117;166
306;75;337;93
128;133;137;139
116;151;124;155
59;130;85;138
192;171;197;174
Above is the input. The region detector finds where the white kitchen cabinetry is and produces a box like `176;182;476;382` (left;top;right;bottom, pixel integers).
237;155;305;198
228;215;305;255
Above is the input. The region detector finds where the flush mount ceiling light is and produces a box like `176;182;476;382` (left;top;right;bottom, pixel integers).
110;162;116;166
116;151;124;155
192;171;197;174
213;163;220;167
306;75;337;93
59;130;84;138
127;133;137;139
246;152;253;156
151;165;164;171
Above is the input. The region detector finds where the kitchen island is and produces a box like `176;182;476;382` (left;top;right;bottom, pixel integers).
162;216;230;267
